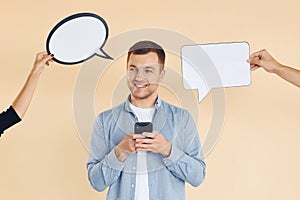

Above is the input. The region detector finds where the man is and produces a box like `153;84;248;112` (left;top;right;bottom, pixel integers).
0;52;53;136
248;49;300;88
87;41;206;200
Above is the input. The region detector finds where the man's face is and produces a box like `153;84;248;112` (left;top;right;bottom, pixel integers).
127;52;165;101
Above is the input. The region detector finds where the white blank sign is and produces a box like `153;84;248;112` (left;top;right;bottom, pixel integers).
181;42;251;102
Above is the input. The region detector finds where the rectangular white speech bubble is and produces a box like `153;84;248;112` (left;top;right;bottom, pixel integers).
181;42;251;102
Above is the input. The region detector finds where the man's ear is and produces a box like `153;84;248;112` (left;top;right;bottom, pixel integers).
159;69;165;82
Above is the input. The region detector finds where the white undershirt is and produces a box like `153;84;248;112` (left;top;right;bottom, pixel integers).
130;103;155;200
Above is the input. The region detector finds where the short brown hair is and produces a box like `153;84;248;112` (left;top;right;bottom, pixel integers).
127;40;166;66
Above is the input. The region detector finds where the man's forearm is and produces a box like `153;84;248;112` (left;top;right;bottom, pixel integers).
114;147;129;162
87;148;125;192
160;142;172;158
163;145;206;187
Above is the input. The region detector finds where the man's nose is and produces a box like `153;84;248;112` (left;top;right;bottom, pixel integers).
135;70;144;81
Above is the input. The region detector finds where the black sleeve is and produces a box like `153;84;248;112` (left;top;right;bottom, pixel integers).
0;106;22;137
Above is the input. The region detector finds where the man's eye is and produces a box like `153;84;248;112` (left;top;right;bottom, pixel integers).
129;68;136;72
145;69;153;73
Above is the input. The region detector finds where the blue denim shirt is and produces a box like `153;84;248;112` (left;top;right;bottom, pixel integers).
87;96;206;200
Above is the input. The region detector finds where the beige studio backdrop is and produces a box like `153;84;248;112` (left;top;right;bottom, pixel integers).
1;0;300;199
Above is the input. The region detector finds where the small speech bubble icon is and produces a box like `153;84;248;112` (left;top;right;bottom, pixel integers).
181;42;251;102
46;12;113;65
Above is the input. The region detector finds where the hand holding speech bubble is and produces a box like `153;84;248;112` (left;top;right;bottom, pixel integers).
46;13;113;65
181;42;251;102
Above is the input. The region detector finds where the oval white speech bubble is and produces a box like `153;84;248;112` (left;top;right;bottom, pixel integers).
46;13;113;65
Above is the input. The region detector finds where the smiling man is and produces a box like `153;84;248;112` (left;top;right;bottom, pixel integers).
87;41;206;200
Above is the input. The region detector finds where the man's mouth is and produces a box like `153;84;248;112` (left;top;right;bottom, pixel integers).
135;82;149;88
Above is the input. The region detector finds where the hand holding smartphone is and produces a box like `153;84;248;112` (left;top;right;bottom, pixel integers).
134;122;153;138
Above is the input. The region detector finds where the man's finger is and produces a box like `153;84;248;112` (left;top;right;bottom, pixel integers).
133;134;146;139
142;131;159;138
135;143;152;149
136;138;154;144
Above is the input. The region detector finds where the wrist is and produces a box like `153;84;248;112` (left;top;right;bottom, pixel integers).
30;66;43;76
161;142;172;158
272;63;285;75
114;147;128;162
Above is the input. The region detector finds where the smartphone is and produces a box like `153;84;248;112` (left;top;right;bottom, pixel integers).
134;122;153;137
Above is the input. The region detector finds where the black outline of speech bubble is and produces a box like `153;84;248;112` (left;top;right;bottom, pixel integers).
46;12;112;65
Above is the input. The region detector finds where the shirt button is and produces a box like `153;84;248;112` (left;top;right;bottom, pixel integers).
131;184;134;188
133;166;136;170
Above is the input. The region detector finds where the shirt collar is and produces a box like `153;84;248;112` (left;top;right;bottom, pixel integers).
124;94;162;112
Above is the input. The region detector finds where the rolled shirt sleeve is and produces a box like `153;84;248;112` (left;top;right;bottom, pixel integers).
162;110;206;187
87;113;125;192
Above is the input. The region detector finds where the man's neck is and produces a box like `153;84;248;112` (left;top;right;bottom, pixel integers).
130;94;158;108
